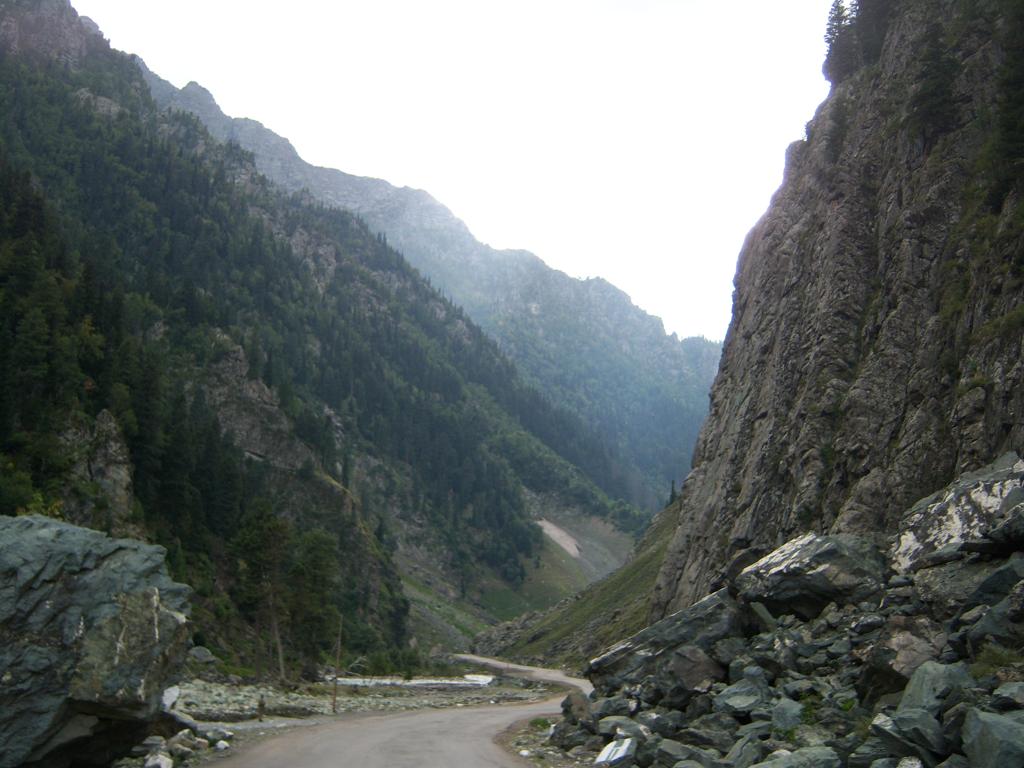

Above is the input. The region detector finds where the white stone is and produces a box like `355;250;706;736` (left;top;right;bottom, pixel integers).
161;685;180;709
595;737;637;765
144;754;173;768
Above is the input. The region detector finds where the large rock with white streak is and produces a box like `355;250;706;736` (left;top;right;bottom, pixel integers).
891;453;1024;573
734;533;888;620
0;516;191;768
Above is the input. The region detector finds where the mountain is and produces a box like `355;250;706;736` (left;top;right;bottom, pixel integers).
651;0;1024;618
136;64;722;510
0;0;643;671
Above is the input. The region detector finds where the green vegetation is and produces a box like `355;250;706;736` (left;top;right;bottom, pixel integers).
988;0;1024;208
970;643;1024;679
824;0;896;84
0;13;644;677
499;503;681;667
906;24;961;149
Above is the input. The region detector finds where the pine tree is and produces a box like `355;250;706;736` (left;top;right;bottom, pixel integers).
824;0;859;83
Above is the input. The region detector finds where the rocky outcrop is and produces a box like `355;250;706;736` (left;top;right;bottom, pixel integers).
0;0;103;68
653;0;1024;617
202;341;316;471
59;410;142;539
0;516;191;768
549;457;1024;768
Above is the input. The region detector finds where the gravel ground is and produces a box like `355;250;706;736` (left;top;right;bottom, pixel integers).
134;675;565;766
498;716;597;768
176;676;551;721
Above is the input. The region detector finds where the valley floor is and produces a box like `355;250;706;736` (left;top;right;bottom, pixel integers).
124;657;586;768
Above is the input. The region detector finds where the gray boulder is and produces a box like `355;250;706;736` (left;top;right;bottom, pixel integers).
898;662;973;716
588;589;743;697
0;516;191;768
962;708;1024;768
960;558;1024;614
870;710;946;767
993;682;1024;710
712;669;773;718
857;616;946;704
734;534;888;621
599;716;648;740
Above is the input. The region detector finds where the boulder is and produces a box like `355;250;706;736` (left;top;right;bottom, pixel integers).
712;668;773;718
734;534;888;621
561;690;594;727
898;662;973;716
772;698;804;732
870;710;946;767
892;453;1024;573
960;558;1024;613
857;616;946;704
587;589;743;697
965;594;1024;653
188;645;218;664
992;681;1024;710
0;516;191;768
595;737;637;766
723;734;767;768
961;708;1024;768
598;716;647;741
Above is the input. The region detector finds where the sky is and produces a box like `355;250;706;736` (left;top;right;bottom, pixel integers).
71;1;832;341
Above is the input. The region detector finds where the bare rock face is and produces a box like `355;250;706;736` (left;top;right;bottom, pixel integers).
0;0;103;67
59;410;142;539
653;0;1024;618
0;516;191;768
203;342;315;471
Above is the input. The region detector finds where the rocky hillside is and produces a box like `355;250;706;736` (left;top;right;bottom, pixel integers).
549;454;1024;768
653;0;1024;618
137;63;721;510
0;0;644;673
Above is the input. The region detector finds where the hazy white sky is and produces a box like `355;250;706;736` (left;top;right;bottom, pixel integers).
72;1;831;341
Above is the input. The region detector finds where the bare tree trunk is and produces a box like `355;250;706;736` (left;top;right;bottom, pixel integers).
266;583;286;682
332;615;343;714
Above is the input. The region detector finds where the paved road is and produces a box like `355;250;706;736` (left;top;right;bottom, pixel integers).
213;657;589;768
451;653;593;696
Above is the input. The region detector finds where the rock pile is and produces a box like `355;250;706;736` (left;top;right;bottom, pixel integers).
549;457;1024;768
121;725;234;768
0;516;191;768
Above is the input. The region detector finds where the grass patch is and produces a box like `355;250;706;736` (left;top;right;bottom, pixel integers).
501;504;680;667
971;643;1024;679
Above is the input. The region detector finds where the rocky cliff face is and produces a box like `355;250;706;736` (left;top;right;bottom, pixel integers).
0;0;101;67
0;516;191;768
136;62;721;509
653;0;1024;618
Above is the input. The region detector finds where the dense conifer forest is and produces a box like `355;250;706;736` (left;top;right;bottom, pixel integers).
0;24;641;674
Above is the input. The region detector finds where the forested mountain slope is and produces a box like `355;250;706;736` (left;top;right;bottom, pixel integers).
0;0;640;671
652;0;1024;618
138;64;721;510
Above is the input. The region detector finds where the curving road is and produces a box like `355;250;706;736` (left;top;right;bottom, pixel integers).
212;657;589;768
